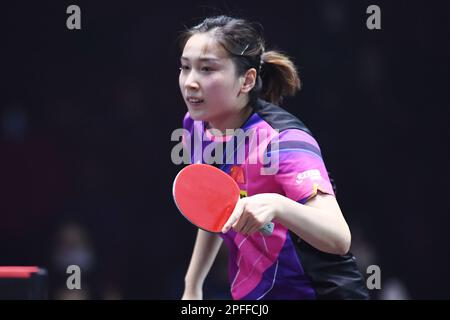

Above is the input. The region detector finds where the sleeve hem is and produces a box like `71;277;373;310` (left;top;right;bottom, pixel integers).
297;183;335;204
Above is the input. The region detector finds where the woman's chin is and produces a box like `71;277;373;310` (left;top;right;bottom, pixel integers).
188;109;209;122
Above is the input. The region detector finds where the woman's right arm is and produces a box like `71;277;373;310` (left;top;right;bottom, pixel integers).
182;229;223;300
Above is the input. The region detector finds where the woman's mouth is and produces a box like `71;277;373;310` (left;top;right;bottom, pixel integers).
186;97;204;106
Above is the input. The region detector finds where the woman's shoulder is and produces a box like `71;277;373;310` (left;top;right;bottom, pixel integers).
254;99;313;137
253;100;323;155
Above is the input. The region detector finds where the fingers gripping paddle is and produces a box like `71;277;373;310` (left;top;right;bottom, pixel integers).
173;164;274;236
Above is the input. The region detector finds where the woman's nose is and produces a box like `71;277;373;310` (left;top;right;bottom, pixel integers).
185;72;200;90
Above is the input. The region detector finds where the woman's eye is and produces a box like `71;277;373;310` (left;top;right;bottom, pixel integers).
201;66;213;72
179;65;190;71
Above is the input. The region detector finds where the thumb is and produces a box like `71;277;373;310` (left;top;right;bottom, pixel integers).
222;198;247;233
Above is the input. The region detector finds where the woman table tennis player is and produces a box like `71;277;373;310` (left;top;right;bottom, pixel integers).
178;15;369;300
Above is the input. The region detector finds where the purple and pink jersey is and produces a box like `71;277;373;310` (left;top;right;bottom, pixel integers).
181;99;368;300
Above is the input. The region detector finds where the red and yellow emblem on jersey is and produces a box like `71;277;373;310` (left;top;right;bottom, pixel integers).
230;166;247;198
230;165;246;184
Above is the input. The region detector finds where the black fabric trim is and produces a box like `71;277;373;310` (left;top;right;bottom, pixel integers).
254;99;313;135
289;231;370;300
266;141;323;158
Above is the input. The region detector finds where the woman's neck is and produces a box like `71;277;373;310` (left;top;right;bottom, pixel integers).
206;104;254;137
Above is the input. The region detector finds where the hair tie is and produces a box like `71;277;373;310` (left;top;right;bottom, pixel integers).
259;57;265;72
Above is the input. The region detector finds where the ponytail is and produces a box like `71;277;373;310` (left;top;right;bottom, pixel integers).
259;51;301;105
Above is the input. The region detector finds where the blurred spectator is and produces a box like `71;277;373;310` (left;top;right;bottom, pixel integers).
379;278;410;300
50;221;95;300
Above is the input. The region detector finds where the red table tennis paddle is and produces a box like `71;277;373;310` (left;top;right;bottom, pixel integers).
173;164;274;236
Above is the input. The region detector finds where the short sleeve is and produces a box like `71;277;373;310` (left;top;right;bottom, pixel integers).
268;129;336;204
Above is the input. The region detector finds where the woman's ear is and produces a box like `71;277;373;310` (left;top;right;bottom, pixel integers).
240;68;257;94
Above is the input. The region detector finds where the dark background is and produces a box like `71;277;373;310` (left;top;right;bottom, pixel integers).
1;0;449;299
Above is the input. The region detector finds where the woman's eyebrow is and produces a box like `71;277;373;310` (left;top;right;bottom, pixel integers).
180;56;221;63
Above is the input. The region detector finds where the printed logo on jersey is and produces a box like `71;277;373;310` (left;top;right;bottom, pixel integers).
296;169;322;184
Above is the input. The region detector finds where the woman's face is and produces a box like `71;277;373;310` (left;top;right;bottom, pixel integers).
179;33;246;125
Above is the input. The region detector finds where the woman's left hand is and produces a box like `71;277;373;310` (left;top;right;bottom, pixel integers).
221;193;284;235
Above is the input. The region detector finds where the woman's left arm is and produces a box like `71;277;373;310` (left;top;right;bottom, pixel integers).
222;192;351;255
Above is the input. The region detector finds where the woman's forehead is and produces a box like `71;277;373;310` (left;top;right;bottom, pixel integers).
182;33;228;61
